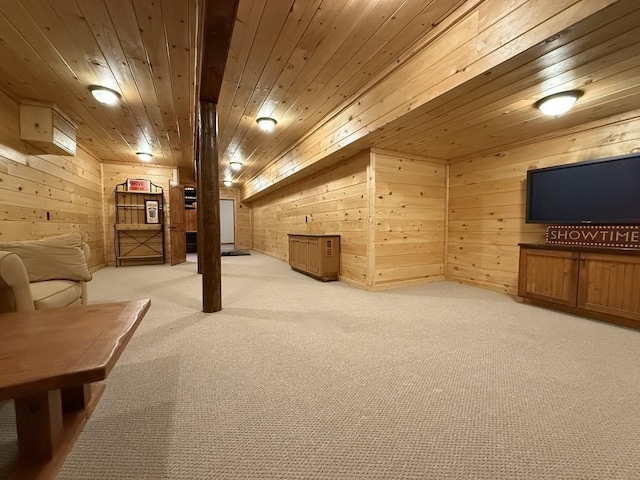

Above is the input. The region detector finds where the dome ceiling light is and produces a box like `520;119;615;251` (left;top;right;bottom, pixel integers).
89;85;122;105
230;161;243;171
256;117;277;132
535;90;583;117
223;180;233;187
136;152;153;162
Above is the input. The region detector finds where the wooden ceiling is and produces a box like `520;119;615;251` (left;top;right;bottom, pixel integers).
220;0;640;190
1;0;639;190
0;0;203;168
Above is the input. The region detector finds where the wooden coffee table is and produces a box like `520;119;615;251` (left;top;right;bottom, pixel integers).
0;299;150;478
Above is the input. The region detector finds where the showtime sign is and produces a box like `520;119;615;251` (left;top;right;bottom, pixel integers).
546;225;640;249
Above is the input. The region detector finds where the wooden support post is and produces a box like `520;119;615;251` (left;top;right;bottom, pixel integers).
195;118;203;275
199;101;222;312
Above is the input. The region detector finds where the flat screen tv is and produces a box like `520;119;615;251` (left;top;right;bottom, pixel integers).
526;153;640;225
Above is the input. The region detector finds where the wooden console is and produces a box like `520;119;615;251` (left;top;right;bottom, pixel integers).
518;244;640;330
288;234;340;281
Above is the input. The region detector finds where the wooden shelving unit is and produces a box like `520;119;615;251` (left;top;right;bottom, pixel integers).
114;181;165;267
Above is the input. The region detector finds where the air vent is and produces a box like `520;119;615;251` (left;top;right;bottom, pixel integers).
326;239;333;256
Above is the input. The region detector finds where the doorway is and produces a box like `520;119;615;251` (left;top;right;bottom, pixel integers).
220;199;235;252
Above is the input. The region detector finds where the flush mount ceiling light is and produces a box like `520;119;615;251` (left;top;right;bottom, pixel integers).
256;117;277;132
229;161;243;171
223;180;233;187
535;90;583;117
89;85;121;105
136;152;153;162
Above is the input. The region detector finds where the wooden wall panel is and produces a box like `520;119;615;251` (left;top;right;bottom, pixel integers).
250;151;370;287
0;90;105;269
219;187;251;249
102;162;177;266
447;110;640;294
372;150;446;287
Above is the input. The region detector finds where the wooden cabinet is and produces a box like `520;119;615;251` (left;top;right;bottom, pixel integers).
519;244;640;329
288;234;340;281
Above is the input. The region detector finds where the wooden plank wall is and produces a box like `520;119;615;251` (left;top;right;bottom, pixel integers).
102;162;177;266
447;110;640;295
250;151;370;287
372;150;447;288
220;187;251;249
0;90;105;270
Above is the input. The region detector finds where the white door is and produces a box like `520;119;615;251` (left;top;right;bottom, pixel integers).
220;199;235;252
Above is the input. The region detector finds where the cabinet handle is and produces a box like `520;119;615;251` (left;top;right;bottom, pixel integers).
581;257;586;262
572;257;578;261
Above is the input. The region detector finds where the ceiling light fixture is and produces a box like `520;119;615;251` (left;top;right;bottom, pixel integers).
535;90;583;117
256;117;277;132
136;152;153;162
230;161;242;171
223;180;233;187
89;85;121;105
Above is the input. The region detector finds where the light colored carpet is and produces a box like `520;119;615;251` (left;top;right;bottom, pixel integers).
1;251;639;479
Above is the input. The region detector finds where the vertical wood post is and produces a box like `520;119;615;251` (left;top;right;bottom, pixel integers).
195;112;203;275
199;101;222;312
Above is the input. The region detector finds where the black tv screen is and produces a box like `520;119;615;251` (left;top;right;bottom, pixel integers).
526;153;640;224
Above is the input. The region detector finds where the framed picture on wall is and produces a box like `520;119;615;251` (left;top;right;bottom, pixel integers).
145;200;159;224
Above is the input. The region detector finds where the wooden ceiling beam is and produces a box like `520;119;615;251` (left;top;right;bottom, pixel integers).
200;0;240;102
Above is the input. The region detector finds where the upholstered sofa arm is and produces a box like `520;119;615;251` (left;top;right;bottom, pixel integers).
0;251;35;313
81;242;90;305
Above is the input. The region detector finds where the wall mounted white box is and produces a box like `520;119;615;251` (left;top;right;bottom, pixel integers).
19;100;77;155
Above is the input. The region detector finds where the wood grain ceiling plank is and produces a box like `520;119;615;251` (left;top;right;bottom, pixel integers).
242;0;463;183
423;47;640;149
229;0;407;179
216;0;265;149
0;47;43;101
229;0;433;182
432;70;640;159
74;0;171;165
215;0;295;164
131;0;183;166
219;0;323;174
0;4;129;162
162;0;196;167
30;0;145;153
378;22;640;156
248;0;474;176
312;0;616;163
104;0;175;165
234;0;391;170
242;0;619;199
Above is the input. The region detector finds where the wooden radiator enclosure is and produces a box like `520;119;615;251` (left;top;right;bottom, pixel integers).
288;234;340;281
518;244;640;330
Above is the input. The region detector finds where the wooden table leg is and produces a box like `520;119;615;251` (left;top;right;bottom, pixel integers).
14;389;63;463
62;384;92;411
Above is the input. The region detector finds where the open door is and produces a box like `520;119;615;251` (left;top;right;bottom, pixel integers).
169;182;186;265
220;199;235;252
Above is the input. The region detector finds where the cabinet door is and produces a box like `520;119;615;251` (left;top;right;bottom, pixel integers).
306;239;320;275
577;253;640;321
518;248;579;306
288;238;297;266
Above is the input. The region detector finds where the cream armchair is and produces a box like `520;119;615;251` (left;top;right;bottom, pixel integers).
0;234;91;314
